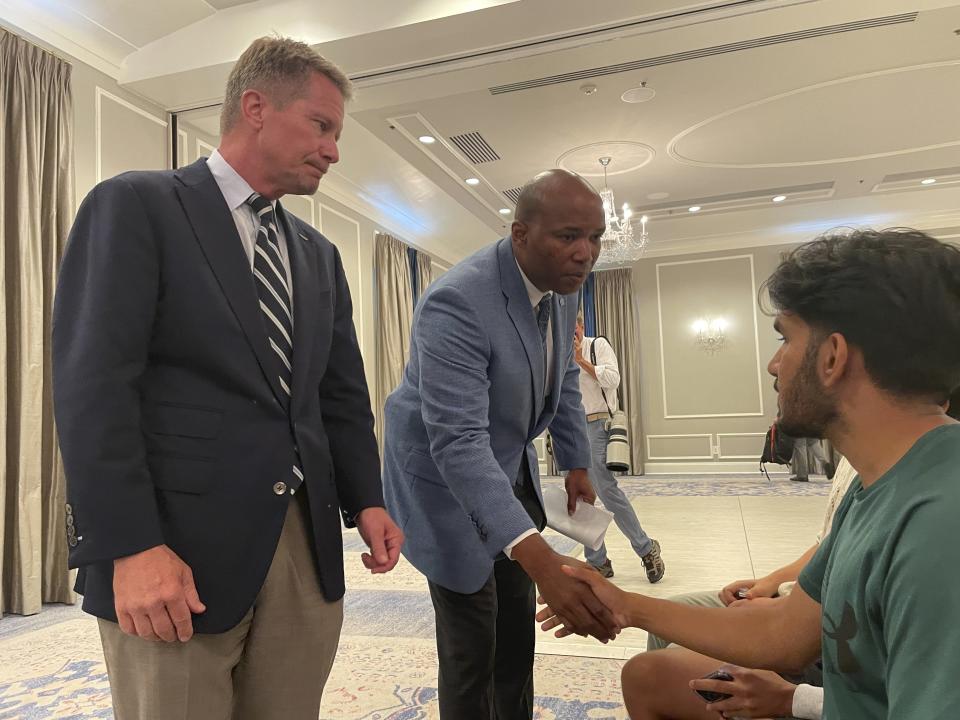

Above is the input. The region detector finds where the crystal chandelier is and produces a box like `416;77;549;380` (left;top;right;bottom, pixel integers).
597;156;648;265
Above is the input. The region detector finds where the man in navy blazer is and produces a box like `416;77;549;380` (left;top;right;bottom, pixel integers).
383;170;618;719
53;37;401;720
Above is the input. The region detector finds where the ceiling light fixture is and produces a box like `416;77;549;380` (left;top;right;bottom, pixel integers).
596;156;648;265
688;205;701;213
621;81;656;104
465;177;480;186
921;178;937;185
418;135;435;144
772;195;786;202
499;208;511;215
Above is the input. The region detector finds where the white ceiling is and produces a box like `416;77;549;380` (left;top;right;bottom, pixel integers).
4;0;960;264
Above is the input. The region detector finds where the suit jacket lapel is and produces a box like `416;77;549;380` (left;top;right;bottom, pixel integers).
174;159;286;407
498;239;545;414
276;201;320;416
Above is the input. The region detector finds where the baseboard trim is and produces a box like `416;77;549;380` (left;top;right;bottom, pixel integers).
642;461;790;475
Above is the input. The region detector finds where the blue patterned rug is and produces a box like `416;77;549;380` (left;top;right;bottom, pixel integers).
0;474;820;719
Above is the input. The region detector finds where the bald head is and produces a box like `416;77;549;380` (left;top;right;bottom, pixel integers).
515;169;601;224
510;168;605;296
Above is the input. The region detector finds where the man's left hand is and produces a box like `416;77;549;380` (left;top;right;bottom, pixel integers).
356;507;404;573
564;468;596;514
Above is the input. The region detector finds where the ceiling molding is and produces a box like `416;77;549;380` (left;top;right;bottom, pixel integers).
488;11;917;94
0;4;123;78
668;58;960;169
352;0;809;87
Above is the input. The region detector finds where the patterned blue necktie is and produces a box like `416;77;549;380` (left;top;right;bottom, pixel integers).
536;294;552;348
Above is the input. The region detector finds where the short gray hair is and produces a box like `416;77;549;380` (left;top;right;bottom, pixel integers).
220;36;353;134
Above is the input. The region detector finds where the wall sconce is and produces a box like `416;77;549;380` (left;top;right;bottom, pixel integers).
692;317;727;354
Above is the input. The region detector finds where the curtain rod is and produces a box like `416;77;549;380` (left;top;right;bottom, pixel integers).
0;24;74;67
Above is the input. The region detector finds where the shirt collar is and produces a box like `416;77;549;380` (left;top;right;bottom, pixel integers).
207;149;274;212
515;259;552;310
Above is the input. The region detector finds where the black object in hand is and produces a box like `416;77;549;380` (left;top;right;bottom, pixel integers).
694;669;734;703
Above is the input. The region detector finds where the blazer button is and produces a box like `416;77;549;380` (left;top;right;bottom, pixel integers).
67;536;78;547
66;515;74;526
65;503;72;513
273;481;287;495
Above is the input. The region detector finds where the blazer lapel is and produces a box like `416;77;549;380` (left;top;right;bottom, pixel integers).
276;201;321;416
174;160;286;407
498;239;545;414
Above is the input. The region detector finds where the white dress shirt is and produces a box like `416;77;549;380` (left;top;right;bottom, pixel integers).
578;336;620;415
206;150;294;303
504;261;554;558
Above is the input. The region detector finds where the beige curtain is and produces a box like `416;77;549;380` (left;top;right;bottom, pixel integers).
374;233;415;447
415;250;434;298
594;268;645;474
0;29;75;615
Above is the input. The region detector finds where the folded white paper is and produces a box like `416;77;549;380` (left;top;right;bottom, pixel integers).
541;486;614;551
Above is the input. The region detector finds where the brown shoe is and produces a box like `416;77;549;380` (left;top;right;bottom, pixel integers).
591;559;614;578
641;540;665;583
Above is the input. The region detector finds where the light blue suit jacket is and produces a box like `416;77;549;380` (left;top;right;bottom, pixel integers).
382;237;591;593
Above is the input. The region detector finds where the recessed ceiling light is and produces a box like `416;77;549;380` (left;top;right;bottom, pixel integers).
465;177;480;186
921;178;937;185
647;191;670;201
621;84;656;104
499;208;511;215
688;206;701;213
772;195;787;202
418;135;435;144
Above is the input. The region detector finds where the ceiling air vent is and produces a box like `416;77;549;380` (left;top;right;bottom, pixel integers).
450;131;501;164
502;187;523;205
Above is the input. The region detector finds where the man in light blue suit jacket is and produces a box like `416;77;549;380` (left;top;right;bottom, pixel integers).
383;170;618;719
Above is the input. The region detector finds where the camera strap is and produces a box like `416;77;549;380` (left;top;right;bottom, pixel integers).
589;336;616;416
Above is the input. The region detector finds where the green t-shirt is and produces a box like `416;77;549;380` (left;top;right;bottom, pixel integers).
798;423;960;719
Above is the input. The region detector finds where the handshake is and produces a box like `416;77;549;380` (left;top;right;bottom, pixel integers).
533;562;633;641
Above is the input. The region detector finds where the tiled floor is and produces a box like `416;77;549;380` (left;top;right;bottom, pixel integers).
0;474;829;719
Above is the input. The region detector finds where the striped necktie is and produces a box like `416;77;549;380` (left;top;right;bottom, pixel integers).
246;194;305;493
246;193;294;406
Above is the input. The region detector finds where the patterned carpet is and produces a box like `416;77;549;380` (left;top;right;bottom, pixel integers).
0;615;628;719
0;475;824;719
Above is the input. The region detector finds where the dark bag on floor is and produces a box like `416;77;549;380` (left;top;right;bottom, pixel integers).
760;422;795;478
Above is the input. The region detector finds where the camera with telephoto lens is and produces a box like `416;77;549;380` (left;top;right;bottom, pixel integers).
605;409;630;472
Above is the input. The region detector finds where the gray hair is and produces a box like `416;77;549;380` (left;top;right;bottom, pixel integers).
220;36;353;134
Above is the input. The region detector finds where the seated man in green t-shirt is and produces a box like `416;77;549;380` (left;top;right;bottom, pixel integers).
536;228;960;720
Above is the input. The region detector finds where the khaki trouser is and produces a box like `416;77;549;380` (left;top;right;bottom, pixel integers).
99;491;344;720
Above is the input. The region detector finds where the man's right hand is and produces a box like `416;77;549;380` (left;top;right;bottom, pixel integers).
113;544;206;643
537;564;633;637
512;535;619;642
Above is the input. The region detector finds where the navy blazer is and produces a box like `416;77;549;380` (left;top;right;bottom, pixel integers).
52;159;382;633
382;238;591;594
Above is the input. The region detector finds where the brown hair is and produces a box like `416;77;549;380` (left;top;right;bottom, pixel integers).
220;36;352;134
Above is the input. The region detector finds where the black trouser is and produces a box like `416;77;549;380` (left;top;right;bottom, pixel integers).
427;460;545;720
